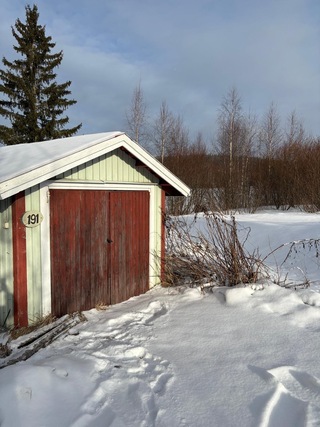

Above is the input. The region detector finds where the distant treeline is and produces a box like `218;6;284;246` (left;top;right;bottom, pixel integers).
164;140;320;214
126;86;319;214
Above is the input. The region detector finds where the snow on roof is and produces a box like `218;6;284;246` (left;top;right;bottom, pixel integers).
0;131;190;199
0;131;122;183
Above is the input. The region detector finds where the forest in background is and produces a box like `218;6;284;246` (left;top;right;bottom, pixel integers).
126;85;320;214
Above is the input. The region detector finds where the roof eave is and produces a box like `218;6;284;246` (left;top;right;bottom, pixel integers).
0;133;191;200
120;136;190;197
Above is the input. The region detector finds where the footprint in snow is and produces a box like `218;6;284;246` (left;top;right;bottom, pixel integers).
151;372;173;395
77;377;158;427
52;368;68;378
249;364;320;427
17;387;32;400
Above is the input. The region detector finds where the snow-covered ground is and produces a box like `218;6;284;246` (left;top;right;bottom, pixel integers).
1;210;320;427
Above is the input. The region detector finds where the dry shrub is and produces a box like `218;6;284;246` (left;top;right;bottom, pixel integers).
0;344;11;358
95;302;108;311
268;238;320;288
164;212;263;287
10;314;56;340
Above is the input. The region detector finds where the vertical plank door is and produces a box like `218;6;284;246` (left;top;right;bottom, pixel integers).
50;190;110;316
50;190;149;317
109;191;150;304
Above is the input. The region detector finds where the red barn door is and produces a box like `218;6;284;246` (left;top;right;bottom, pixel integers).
50;190;149;317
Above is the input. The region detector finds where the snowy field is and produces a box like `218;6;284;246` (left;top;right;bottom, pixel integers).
1;210;320;426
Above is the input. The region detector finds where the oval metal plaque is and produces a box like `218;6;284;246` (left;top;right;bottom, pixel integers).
22;211;44;228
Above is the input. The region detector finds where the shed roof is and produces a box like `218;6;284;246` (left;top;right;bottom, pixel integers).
0;132;190;199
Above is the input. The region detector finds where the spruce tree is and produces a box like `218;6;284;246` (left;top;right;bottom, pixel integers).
0;4;81;145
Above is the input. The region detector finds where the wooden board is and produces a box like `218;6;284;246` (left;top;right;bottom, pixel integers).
12;192;28;327
50;190;149;316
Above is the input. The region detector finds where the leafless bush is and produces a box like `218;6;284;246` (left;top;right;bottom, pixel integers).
95;302;108;311
266;238;320;289
282;238;320;262
10;313;56;340
163;212;264;287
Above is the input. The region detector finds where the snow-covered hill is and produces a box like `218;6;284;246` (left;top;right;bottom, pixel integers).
1;210;320;426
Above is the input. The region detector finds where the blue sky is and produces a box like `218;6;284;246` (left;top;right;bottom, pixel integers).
0;0;319;143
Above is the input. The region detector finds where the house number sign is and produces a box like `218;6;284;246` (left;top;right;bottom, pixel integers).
22;211;44;228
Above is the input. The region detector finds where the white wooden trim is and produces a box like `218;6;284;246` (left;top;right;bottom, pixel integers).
40;182;158;314
39;183;51;315
148;185;158;288
48;182;155;191
123;135;190;196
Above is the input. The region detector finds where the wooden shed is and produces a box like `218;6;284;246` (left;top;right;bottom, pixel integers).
0;132;190;328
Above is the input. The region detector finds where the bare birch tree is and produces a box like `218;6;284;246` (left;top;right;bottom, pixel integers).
256;102;283;207
126;81;148;147
152;101;174;163
285;110;305;146
216;87;243;209
238;112;258;208
259;102;282;173
167;114;189;158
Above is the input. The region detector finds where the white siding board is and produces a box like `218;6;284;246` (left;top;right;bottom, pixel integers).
0;198;14;327
25;186;43;322
149;186;163;287
39;184;51;317
55;149;159;184
85;159;94;181
99;154;107;178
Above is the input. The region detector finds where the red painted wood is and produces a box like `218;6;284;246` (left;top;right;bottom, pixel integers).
50;190;149;317
12;192;28;327
109;191;149;305
50;190;111;316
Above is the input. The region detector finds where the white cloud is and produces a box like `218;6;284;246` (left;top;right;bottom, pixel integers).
0;0;319;141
